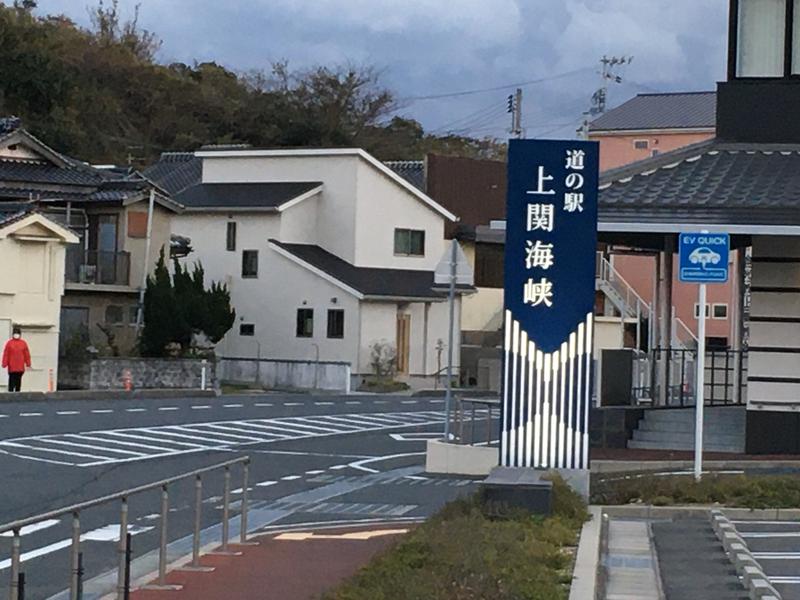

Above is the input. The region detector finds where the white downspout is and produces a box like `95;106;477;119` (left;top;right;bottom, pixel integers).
136;189;156;330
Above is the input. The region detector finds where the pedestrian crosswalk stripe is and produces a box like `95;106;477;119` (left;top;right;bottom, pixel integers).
0;411;447;467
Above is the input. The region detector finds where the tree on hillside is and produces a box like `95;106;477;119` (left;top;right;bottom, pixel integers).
0;2;508;164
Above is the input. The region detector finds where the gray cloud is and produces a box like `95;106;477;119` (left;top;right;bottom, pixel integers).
32;0;728;142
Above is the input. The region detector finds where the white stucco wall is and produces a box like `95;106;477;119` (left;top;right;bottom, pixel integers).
0;222;70;392
279;195;319;243
358;302;397;376
354;158;447;270
201;155;359;262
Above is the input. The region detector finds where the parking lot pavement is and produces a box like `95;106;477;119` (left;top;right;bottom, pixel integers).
732;519;800;600
651;519;748;600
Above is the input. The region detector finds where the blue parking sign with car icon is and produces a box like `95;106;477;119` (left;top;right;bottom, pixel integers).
679;232;729;283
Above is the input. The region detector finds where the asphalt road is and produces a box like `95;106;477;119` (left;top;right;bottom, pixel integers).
0;393;496;600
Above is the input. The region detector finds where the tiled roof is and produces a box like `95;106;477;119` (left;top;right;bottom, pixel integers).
270;240;473;299
142;152;202;196
384;160;425;191
0;159;104;187
598;139;800;225
590;92;716;132
176;182;322;210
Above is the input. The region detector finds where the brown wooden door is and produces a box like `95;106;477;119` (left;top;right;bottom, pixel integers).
396;314;411;375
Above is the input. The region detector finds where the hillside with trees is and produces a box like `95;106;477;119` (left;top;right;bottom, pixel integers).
0;1;506;165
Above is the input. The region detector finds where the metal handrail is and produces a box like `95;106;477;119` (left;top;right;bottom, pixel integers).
3;456;250;600
597;256;652;319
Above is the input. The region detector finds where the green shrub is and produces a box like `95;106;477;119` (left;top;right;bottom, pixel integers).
325;477;587;600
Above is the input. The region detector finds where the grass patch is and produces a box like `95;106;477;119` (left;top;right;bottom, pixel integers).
324;475;588;600
592;472;800;509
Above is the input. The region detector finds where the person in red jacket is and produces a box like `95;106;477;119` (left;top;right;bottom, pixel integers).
2;327;31;392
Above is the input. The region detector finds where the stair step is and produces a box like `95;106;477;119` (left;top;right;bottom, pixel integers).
627;440;745;453
636;421;744;434
632;430;743;444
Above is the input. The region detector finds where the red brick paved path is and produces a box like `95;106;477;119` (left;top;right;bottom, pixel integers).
131;525;409;600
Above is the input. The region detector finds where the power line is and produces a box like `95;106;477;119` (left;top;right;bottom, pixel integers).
402;67;592;102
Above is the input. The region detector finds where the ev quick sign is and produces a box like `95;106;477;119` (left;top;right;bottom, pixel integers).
502;139;599;472
679;233;730;283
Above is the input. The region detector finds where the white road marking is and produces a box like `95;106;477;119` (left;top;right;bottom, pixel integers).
191;405;211;410
223;404;244;408
401;400;417;404
330;465;348;470
256;481;277;487
305;470;325;475
284;402;303;406
0;411;447;467
0;519;60;537
315;402;334;406
91;410;113;414
158;407;179;412
56;411;80;416
281;475;301;481
254;403;273;407
20;413;43;417
345;401;361;405
125;408;147;413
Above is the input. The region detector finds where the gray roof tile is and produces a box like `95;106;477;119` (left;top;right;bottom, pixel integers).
271;240;472;299
599;139;800;225
385;160;425;191
176;182;322;210
143;152;202;196
590;92;716;132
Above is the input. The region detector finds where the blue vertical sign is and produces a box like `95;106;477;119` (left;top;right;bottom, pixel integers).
502;139;599;471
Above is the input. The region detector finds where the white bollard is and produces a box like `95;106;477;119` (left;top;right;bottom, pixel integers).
201;359;207;391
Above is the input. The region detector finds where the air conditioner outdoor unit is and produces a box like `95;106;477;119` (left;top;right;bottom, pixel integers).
79;265;97;283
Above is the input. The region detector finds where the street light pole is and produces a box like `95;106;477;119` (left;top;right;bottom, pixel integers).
444;239;457;440
694;282;707;481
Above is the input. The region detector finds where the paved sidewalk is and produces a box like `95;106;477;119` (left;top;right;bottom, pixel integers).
604;519;661;600
130;524;411;600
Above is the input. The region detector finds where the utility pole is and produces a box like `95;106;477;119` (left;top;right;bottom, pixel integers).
581;55;634;138
507;88;523;138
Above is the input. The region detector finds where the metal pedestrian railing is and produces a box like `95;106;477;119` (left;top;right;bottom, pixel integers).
452;397;500;446
0;456;250;600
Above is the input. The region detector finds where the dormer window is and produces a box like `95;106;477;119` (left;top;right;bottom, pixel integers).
734;0;800;77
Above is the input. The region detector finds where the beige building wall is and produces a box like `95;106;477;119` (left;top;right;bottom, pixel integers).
0;217;76;392
590;130;715;172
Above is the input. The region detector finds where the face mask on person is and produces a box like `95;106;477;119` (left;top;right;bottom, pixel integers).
12;334;20;340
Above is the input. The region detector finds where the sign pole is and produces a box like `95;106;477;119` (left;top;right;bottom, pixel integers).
694;282;707;481
444;239;457;441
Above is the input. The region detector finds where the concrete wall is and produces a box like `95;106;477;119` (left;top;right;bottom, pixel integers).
354;158;447;270
590;130;715;172
0;221;70;392
221;357;351;392
201;154;359;262
748;236;800;411
88;357;215;390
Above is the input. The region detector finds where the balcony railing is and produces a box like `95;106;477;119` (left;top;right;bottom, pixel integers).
66;249;131;286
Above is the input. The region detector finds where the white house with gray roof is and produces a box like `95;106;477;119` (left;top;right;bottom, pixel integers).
148;147;471;389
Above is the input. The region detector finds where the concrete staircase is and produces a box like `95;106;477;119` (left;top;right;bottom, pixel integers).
628;406;746;453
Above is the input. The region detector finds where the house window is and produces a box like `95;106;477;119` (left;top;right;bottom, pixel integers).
474;243;504;288
226;222;236;252
105;305;124;325
633;139;649;150
239;323;255;336
242;250;258;278
394;228;425;256
694;303;711;319
737;0;787;77
296;309;314;338
128;306;140;326
712;304;729;319
327;309;345;339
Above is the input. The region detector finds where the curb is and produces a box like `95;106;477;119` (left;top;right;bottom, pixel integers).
709;509;782;600
569;506;602;600
592;459;800;474
0;389;218;403
600;504;800;521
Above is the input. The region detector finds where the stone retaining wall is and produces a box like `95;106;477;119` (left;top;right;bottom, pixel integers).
58;358;216;390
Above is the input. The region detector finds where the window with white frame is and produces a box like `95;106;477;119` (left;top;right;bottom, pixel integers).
694;303;711;319
712;304;729;319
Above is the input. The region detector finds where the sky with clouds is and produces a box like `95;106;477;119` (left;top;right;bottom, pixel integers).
30;0;729;140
